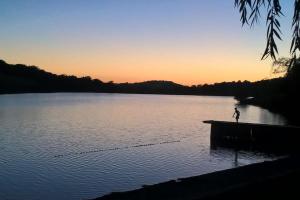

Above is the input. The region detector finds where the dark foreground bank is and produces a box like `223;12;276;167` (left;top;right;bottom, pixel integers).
94;156;300;200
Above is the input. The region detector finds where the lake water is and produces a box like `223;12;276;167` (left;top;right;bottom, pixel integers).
0;93;287;200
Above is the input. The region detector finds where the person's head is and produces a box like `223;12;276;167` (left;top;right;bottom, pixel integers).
235;107;237;110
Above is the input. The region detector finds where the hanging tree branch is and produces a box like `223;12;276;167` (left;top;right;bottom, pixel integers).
235;0;300;61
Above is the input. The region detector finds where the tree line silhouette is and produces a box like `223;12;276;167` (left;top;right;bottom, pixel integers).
1;59;299;123
233;0;300;124
0;59;284;97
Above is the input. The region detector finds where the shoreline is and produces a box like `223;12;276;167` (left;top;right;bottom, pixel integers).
238;97;299;125
2;91;296;125
0;91;235;97
93;156;300;200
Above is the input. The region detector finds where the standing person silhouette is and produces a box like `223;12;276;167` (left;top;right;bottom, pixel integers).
233;107;240;123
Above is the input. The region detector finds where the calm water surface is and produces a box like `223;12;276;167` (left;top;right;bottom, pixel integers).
0;93;287;200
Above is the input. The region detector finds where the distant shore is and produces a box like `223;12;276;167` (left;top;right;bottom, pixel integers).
3;59;297;124
0;59;284;100
93;156;300;200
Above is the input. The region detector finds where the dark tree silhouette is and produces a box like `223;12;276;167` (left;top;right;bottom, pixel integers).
233;1;300;124
0;59;284;97
235;0;300;61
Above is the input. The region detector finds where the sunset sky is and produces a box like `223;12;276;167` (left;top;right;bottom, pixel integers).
0;0;294;85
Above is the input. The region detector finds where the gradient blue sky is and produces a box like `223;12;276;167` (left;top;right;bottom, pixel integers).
0;0;294;85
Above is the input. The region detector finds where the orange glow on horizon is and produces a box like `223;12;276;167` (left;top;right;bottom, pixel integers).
0;44;274;86
0;54;273;86
0;0;292;86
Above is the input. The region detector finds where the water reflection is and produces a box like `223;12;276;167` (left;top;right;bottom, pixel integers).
209;146;280;168
210;137;289;168
0;93;288;200
237;104;287;125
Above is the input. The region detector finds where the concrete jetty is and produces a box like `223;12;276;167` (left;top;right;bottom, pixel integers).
92;121;300;200
204;120;300;152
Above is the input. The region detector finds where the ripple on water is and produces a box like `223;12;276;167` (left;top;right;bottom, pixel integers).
0;94;287;200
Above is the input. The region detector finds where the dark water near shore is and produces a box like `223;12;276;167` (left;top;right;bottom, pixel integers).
0;93;287;200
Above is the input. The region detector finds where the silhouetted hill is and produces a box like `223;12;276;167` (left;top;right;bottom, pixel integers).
0;60;189;94
115;80;187;94
0;60;107;93
0;59;285;96
1;59;299;123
